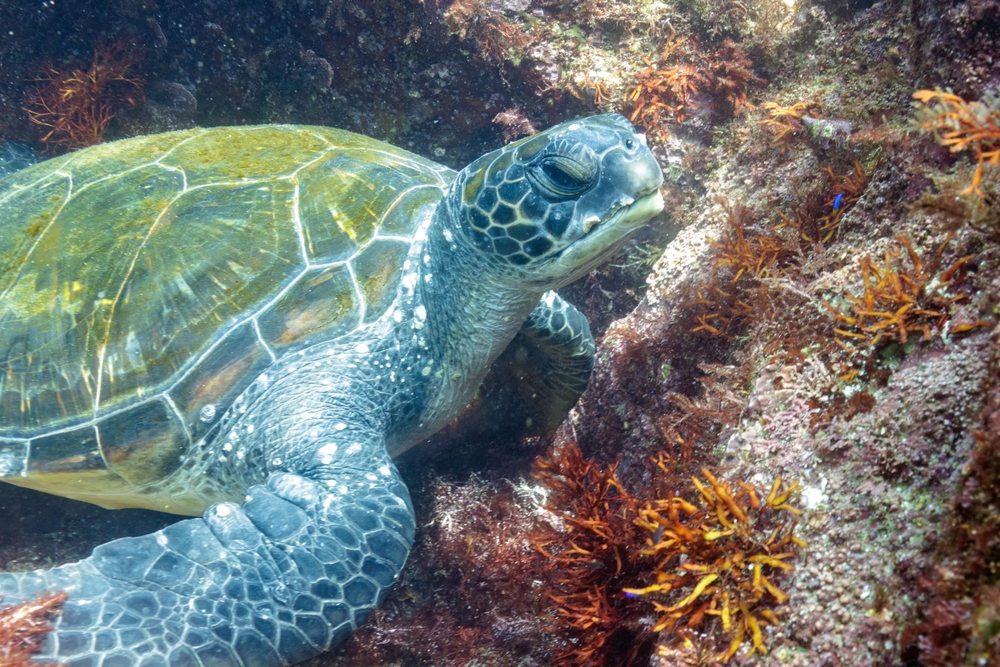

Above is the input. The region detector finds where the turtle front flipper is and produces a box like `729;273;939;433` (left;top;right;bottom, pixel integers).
0;453;414;667
470;291;596;438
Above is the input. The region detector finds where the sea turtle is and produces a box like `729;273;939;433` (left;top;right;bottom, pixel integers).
0;114;663;667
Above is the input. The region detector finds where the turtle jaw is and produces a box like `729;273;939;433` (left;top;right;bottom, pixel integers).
554;186;664;275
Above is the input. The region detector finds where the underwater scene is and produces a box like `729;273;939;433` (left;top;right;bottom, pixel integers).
0;0;999;665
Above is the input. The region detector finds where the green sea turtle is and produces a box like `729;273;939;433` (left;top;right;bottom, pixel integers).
0;115;663;666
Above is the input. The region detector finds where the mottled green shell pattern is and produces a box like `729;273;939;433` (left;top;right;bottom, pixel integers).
0;125;452;508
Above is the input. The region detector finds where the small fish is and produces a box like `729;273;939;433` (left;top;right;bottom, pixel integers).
833;193;844;210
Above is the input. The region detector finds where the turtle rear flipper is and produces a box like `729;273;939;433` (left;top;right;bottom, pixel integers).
0;460;414;667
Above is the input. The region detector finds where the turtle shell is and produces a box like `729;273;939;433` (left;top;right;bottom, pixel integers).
0;125;453;512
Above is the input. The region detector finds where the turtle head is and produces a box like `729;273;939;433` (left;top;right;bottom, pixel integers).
449;114;663;288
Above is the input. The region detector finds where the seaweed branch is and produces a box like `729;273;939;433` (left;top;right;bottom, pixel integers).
0;592;68;667
23;42;143;152
530;442;803;664
913;88;1000;196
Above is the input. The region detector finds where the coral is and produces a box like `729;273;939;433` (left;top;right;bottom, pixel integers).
530;441;804;665
23;42;143;152
824;234;988;348
0;592;68;667
913;89;1000;196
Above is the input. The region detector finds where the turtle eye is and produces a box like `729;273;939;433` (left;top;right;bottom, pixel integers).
529;154;597;198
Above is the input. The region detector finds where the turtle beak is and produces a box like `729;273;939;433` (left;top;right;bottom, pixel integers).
556;188;663;270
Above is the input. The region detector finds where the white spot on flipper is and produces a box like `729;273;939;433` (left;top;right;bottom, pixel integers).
335;423;347;431
401;272;418;292
379;465;391;476
318;442;339;464
355;343;369;354
346;443;362;455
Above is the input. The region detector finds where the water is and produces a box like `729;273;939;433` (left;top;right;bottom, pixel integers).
0;142;36;179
